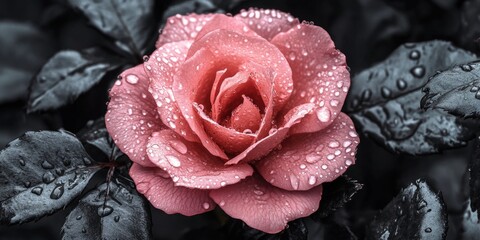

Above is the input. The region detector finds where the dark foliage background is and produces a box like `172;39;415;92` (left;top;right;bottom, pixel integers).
1;0;480;239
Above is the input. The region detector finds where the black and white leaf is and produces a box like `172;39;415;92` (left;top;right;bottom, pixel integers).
62;180;152;240
223;218;307;240
457;199;480;240
460;0;480;53
422;61;480;118
0;130;100;224
27;47;121;113
345;40;477;154
365;179;448;240
311;176;363;220
0;21;56;104
66;0;155;56
77;117;123;160
161;0;222;24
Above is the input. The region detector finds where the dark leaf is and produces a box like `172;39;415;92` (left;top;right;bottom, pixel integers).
345;40;477;154
0;130;100;224
365;179;448;240
223;218;307;240
469;136;480;217
27;47;121;113
458;199;480;240
62;180;152;240
323;223;357;240
180;227;227;240
161;0;223;23
77;117;122;160
460;0;480;53
422;61;480;118
312;176;362;219
0;21;56;103
66;0;154;56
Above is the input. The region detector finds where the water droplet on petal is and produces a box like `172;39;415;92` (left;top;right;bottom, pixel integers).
345;159;353;166
166;155;181;167
289;174;300;190
202;202;210;209
328;141;340;148
299;164;307;169
126;74;139;84
316;107;331;122
321;164;328;170
306;154;321;163
308;176;316;185
170;140;187;154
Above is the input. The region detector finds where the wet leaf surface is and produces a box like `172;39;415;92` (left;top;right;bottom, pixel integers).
460;0;480;53
61;180;152;240
66;0;155;56
0;130;100;224
345;41;477;154
223;218;307;240
365;179;447;240
312;176;363;219
77;117;123;160
27;47;121;113
422;61;480;118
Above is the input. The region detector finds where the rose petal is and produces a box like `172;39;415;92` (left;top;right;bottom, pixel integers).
271;24;350;135
226;103;315;165
146;40;200;142
185;29;293;112
210;68;228;108
193;103;255;154
173;48;229;159
146;129;254;189
130;163;215;215
235;8;300;41
195;14;260;41
106;65;162;167
256;113;359;191
229;95;262;132
210;174;322;234
156;13;214;48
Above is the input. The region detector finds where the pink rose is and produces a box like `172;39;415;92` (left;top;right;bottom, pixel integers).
106;8;359;233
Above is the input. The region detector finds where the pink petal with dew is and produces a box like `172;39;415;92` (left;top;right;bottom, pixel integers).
271;23;350;135
130;163;214;215
210;174;322;234
256;113;359;191
146;130;253;189
106;65;162;167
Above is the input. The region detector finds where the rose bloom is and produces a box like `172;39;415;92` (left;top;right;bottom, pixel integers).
106;8;359;233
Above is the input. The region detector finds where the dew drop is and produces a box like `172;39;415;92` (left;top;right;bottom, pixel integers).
269;128;278;135
19;158;26;166
289;174;300;190
220;181;227;187
397;78;407;90
410;66;426;78
166;155;181;167
42;171;55;184
409;50;420;60
424;228;432;233
328;141;340;148
321;164;328;170
316;107;331;122
381;87;392;98
475;91;480;100
306;154;321;163
31;187;43;195
219;201;225;206
24;181;31;188
299;164;307;169
126;74;139;84
202;202;210;209
308;176;316;185
97;205;113;217
76;215;82;220
170;140;187;154
41;160;54;169
470;86;479;92
50;184;64;199
142;55;149;62
358;91;370;105
327;154;335;160
114;215;120;222
345;159;353;166
461;64;473;72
